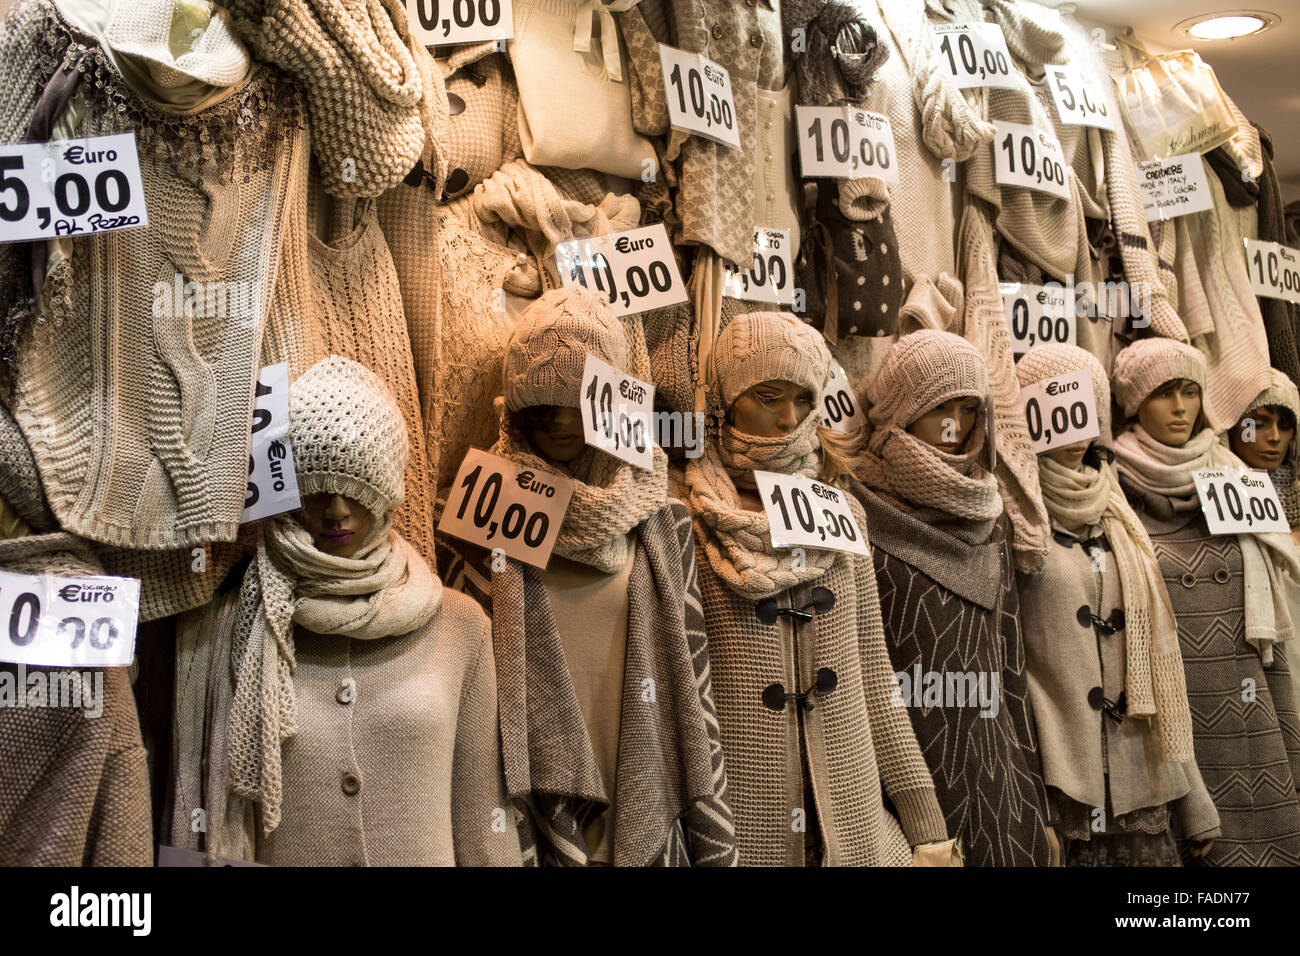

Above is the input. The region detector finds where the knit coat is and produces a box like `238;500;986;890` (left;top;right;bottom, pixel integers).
853;484;1054;865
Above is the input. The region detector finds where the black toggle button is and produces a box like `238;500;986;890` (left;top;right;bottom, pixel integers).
1087;686;1104;711
761;668;839;712
1077;605;1092;627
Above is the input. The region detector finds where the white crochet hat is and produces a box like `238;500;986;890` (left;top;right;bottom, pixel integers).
712;312;832;411
1111;338;1209;422
866;329;989;430
504;286;628;412
1016;343;1112;445
289;355;408;516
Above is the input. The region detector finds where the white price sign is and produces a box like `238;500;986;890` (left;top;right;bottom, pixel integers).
1019;368;1100;453
795;105;899;183
0;133;147;244
0;569;139;668
722;227;794;304
1000;282;1074;355
1244;238;1300;305
659;44;741;149
753;471;869;557
818;365;866;433
555;223;688;317
404;0;512;45
580;353;655;472
930;23;1023;90
1193;468;1289;535
242;362;302;524
994;121;1071;201
1045;66;1118;131
1137;153;1213;221
438;449;576;570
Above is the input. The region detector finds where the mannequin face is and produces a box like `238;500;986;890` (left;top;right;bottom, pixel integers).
299;493;376;558
1044;440;1091;470
907;396;981;453
1137;378;1202;447
728;380;815;438
518;405;586;464
1230;405;1295;471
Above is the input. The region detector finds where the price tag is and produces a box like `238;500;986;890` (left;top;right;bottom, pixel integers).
1000;282;1074;355
929;23;1023;90
555;223;688;317
438;449;575;570
818;365;866;433
753;471;869;557
1244;238;1300;305
242;363;302;524
659;44;741;150
580;353;655;472
1019;368;1100;453
0;569;139;668
1136;153;1214;221
1045;65;1118;131
993;121;1071;201
1193;468;1289;535
722;227;795;304
795;105;899;183
0;132;147;244
404;0;512;45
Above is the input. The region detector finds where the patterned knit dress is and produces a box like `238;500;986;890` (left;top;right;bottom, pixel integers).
1124;483;1300;866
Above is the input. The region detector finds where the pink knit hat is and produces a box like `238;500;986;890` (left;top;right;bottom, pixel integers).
1111;338;1210;422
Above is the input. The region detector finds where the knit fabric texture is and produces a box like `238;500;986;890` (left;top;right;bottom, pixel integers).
711;311;831;412
1241;368;1300;523
0;402;54;533
439;53;521;201
1111;337;1210;422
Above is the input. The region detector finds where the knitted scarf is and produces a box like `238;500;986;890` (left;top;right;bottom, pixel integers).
226;514;439;834
685;412;837;600
1274;463;1300;528
1037;455;1195;761
491;407;669;574
1115;425;1300;665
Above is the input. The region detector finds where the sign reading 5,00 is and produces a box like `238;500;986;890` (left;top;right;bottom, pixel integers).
753;471;869;557
0;569;140;668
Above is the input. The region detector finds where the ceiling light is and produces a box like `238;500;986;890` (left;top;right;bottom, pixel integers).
1175;10;1278;40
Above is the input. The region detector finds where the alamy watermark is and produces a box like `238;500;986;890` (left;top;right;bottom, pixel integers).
0;664;103;718
151;275;262;326
890;666;1000;718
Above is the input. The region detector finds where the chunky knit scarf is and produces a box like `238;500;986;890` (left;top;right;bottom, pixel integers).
226;514;439;834
1273;463;1300;528
1116;425;1300;665
786;0;889;106
491;406;669;573
685;412;837;600
1038;455;1195;761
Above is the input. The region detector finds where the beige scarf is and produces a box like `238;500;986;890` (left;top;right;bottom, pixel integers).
491;405;669;573
685;412;838;600
1038;455;1195;761
226;513;439;834
1115;424;1300;665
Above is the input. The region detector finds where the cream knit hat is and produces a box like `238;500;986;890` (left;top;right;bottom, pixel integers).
1111;338;1209;422
1015;343;1112;445
712;312;832;411
503;286;628;412
1245;367;1300;424
865;329;989;431
289;355;408;516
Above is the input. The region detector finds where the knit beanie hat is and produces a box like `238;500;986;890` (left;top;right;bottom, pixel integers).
712;312;832;412
289;355;408;517
866;329;989;431
1015;343;1112;445
503;286;628;412
1111;338;1209;422
1244;368;1300;424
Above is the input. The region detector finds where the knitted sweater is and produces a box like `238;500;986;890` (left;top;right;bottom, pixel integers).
2;0;306;549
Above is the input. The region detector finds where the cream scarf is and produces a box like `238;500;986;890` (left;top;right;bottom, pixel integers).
1038;455;1195;761
1115;424;1300;665
491;406;669;573
685;412;837;601
226;514;439;834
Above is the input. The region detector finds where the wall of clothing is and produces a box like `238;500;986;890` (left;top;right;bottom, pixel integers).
2;0;1299;867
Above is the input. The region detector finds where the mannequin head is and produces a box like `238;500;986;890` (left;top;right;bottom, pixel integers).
298;493;377;558
711;312;832;427
1043;440;1090;470
1136;378;1203;448
727;379;816;438
1230;404;1295;471
905;396;981;453
1014;343;1113;473
509;404;587;464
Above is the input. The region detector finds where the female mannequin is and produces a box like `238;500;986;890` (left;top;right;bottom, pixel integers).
1113;338;1300;865
1229;368;1300;545
436;286;739;867
188;355;518;866
1015;344;1219;865
851;329;1054;866
683;311;951;867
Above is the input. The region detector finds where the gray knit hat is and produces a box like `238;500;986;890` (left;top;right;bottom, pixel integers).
503;286;628;412
712;312;832;411
1111;338;1209;422
1016;343;1112;445
289;355;408;516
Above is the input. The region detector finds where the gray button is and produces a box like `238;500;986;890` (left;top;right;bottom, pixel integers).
341;772;361;795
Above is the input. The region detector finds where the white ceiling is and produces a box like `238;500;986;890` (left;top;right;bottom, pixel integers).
1047;0;1300;198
